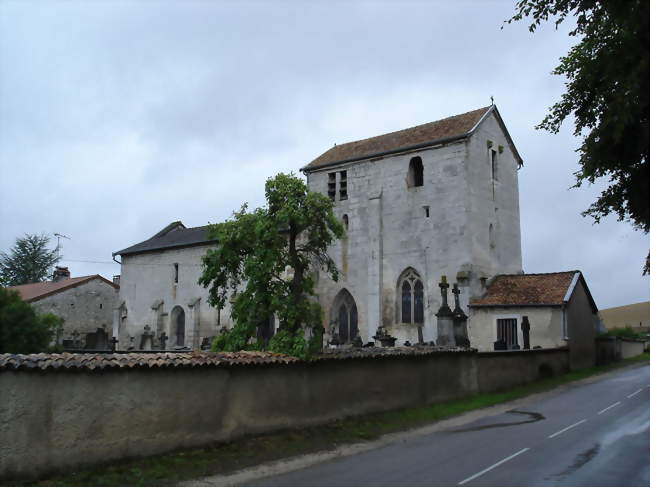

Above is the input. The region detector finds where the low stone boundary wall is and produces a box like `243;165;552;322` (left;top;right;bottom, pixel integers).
0;347;568;481
619;338;646;359
596;336;647;364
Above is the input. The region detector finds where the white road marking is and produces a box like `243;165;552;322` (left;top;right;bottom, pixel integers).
627;388;643;398
457;448;530;485
598;401;621;415
548;419;587;438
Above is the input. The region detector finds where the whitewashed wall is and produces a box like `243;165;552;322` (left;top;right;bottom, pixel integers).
115;245;231;350
468;307;565;351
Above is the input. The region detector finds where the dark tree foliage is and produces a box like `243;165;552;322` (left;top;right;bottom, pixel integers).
0;234;61;286
0;288;63;353
508;0;650;273
199;173;344;358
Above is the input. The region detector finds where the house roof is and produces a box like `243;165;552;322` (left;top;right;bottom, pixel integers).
303;105;522;172
114;222;216;257
8;275;118;303
470;271;597;311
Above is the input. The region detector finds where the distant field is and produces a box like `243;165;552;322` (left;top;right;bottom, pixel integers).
599;301;650;331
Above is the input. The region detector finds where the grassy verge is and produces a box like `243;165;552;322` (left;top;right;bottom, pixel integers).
18;352;650;487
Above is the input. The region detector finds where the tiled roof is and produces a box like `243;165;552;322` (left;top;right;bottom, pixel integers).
470;271;580;307
114;223;216;256
0;347;472;372
303;106;492;171
8;275;118;303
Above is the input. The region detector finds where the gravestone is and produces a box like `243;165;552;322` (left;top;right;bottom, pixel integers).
85;327;109;350
139;325;155;351
329;332;341;347
159;332;168;350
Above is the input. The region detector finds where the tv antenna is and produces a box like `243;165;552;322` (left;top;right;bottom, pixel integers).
53;233;71;258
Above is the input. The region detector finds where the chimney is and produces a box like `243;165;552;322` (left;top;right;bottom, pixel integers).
113;275;121;286
52;266;70;282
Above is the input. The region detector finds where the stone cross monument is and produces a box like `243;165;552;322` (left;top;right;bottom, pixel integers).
435;276;456;347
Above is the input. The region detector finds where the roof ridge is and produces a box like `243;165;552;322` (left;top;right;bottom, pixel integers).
152;221;185;239
332;106;491;149
304;106;495;171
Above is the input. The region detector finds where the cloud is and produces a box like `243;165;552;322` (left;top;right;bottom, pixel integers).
1;0;647;308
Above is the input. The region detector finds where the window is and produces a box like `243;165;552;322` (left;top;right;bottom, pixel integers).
328;170;349;201
489;224;495;250
173;263;179;284
342;214;349;230
490;149;498;200
398;268;424;324
328;172;336;200
407;156;424;187
423;206;430;218
497;318;518;349
339;171;348;200
331;289;358;344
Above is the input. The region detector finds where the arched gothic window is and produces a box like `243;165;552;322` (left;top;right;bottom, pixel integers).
398;269;424;324
407;156;424;187
331;289;358;343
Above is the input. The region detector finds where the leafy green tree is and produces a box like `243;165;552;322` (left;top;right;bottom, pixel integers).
508;0;649;273
0;234;61;286
199;173;344;358
0;288;63;353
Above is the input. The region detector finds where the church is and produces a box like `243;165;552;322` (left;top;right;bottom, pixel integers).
112;105;598;360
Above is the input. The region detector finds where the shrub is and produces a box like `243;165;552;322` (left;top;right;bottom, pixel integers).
0;287;63;353
601;326;645;340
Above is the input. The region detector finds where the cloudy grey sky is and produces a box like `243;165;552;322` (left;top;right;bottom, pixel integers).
1;0;648;309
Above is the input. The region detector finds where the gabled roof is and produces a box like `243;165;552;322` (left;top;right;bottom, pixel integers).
470;271;597;312
8;275;118;303
114;221;216;257
302;105;522;172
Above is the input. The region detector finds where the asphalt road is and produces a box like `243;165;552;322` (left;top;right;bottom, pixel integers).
243;364;650;487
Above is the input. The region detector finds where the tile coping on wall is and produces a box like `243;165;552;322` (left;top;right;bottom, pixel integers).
0;346;496;372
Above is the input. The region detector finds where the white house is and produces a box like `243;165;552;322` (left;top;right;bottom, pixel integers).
469;270;598;368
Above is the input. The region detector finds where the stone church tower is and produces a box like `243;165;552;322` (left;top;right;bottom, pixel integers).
303;105;523;345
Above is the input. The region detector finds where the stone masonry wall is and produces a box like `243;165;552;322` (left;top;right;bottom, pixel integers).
31;278;118;341
0;348;568;481
307;111;523;346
